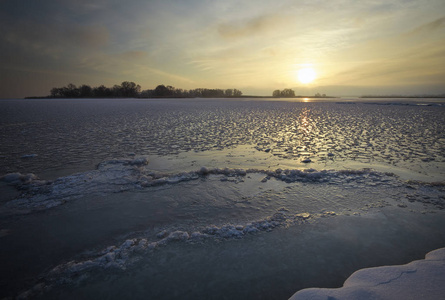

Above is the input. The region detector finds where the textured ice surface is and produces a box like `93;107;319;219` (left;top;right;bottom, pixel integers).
1;99;444;180
289;247;445;300
0;98;444;299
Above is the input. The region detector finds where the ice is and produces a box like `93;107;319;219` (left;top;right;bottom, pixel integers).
295;212;311;219
162;231;190;242
198;166;210;175
9;180;442;298
1;161;405;214
0;98;444;299
127;157;149;166
12;208;320;296
20;209;445;300
1;99;444;181
20;154;38;159
1;172;38;185
289;247;445;300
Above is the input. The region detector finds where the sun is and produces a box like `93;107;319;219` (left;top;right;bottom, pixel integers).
297;68;316;84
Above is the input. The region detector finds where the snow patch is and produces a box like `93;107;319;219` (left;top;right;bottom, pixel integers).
289;247;445;300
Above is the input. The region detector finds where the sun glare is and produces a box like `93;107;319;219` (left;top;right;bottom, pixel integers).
297;68;316;84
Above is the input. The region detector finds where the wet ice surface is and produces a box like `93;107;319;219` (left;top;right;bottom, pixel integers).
46;212;445;300
0;98;444;299
1;98;444;179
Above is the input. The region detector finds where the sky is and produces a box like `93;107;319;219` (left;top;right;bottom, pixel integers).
1;0;444;98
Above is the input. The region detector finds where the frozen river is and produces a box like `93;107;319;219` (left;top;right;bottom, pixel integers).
1;98;444;299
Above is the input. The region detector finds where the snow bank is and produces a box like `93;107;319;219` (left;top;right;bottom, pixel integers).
289;247;445;300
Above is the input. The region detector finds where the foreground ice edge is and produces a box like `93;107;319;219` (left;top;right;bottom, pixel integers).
289;247;445;300
2;158;444;299
0;156;417;213
2;158;443;215
16;208;327;299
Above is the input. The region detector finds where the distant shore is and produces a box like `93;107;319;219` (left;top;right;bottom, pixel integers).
361;95;445;98
24;95;445;100
24;95;338;99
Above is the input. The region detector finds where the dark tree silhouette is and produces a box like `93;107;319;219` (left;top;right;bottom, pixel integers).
272;90;281;97
272;88;295;97
120;81;141;97
154;84;171;97
49;82;140;98
79;85;93;97
93;85;112;97
281;89;295;97
47;82;243;99
233;89;242;97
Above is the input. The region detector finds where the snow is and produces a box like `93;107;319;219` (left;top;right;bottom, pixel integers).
289;247;445;300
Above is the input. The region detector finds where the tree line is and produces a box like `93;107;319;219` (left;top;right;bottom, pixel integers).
50;82;142;98
272;89;328;98
47;82;243;98
141;85;242;98
272;89;296;97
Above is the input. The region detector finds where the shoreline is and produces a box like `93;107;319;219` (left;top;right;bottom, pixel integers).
23;95;338;100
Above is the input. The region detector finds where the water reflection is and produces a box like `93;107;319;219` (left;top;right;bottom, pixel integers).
0;99;443;178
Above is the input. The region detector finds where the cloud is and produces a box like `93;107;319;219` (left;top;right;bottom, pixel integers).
317;11;445;86
407;16;445;36
217;14;291;40
2;0;445;98
118;51;148;60
143;67;195;84
1;20;110;60
324;39;445;87
65;26;110;49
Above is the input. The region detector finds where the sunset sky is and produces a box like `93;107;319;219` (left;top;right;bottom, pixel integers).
1;0;444;98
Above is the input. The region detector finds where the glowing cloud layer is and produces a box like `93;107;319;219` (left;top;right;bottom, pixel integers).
0;0;444;98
